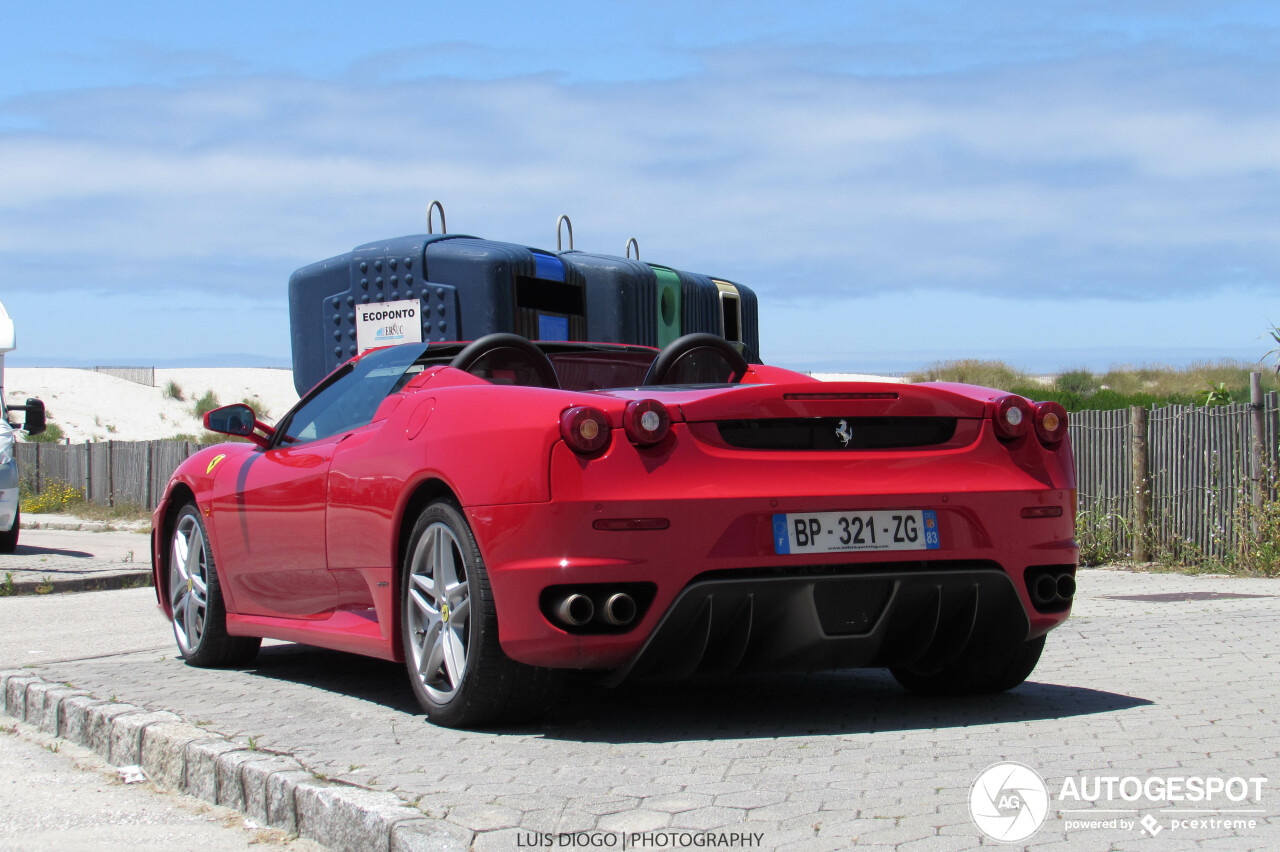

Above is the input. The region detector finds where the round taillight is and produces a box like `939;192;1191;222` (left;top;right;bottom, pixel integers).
560;406;611;454
992;395;1034;441
1035;401;1069;446
623;399;671;446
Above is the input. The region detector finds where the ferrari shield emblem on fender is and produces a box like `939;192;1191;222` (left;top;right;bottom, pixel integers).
835;419;852;447
206;454;226;475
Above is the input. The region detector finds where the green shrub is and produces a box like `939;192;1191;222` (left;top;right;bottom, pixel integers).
163;380;184;401
1202;382;1233;406
23;422;64;443
192;390;220;418
240;396;269;419
1055;369;1097;396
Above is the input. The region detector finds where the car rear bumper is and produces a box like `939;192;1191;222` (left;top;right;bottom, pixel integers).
604;567;1029;683
469;489;1077;672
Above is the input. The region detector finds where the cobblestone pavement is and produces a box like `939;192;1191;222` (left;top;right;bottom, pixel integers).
3;568;1279;850
1;525;151;593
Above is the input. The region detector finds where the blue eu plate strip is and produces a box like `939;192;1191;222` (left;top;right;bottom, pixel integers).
772;514;790;554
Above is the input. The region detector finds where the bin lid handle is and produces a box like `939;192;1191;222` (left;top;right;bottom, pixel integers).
556;214;574;251
428;200;447;234
625;237;639;260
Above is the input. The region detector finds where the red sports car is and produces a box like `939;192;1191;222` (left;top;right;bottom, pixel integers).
152;333;1077;728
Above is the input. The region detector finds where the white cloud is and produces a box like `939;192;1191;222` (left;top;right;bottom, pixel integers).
1;45;1278;311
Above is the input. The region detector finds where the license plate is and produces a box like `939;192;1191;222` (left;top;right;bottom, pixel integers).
773;510;941;554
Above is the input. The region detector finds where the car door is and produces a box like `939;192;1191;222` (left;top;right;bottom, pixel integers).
210;344;428;619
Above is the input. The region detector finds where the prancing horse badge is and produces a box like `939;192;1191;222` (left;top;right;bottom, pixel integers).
835;419;852;447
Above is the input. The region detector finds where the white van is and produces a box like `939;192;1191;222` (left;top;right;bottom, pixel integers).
1;300;46;553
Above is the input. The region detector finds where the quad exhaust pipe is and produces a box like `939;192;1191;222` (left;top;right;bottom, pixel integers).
551;590;640;629
1028;569;1076;610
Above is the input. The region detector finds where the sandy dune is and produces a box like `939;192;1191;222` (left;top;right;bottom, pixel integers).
4;368;300;443
4;367;905;444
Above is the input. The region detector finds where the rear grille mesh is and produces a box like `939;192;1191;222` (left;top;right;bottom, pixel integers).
717;417;956;450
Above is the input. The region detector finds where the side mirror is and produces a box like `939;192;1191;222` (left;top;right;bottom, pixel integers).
6;398;46;436
203;403;275;449
23;399;45;436
204;403;256;437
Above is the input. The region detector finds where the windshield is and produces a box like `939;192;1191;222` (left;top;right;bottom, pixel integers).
277;343;429;445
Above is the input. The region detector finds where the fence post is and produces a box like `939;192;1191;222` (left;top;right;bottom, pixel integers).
145;442;153;510
1250;372;1266;530
107;441;115;508
84;440;92;500
1130;405;1151;561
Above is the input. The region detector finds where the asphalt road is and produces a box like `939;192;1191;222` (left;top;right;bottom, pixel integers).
2;528;1279;850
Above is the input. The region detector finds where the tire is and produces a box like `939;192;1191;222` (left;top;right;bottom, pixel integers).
0;507;18;554
400;499;558;728
167;503;260;668
891;634;1046;696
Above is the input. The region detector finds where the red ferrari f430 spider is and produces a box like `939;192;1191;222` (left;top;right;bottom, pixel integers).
152;333;1077;727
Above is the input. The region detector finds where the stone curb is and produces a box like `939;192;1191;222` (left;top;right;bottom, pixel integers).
1;670;472;852
20;519;149;533
2;570;154;596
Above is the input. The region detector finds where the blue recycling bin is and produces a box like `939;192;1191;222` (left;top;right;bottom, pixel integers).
290;230;761;395
289;234;587;395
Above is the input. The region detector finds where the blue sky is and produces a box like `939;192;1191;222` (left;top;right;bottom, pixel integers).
2;1;1278;372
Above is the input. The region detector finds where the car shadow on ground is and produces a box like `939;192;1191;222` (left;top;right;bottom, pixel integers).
543;672;1152;743
244;643;1151;742
246;643;422;714
9;545;93;558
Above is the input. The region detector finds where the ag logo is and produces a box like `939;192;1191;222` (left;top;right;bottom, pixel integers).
969;762;1049;843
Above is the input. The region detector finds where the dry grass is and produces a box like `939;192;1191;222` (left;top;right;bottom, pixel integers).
1096;359;1275;398
911;359;1030;390
913;358;1277;404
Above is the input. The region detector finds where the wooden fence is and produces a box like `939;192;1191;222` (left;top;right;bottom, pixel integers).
13;388;1280;559
1070;390;1279;558
14;440;213;510
87;367;155;386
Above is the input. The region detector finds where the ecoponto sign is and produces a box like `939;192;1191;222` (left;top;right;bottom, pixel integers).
356;299;423;354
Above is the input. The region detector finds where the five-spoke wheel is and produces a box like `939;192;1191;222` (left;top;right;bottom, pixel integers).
167;503;259;667
400;499;558;727
169;510;211;657
405;519;473;704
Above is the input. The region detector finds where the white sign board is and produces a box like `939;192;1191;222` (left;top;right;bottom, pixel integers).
355;299;424;353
